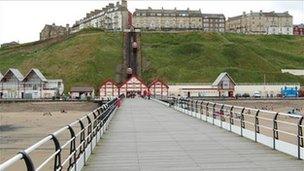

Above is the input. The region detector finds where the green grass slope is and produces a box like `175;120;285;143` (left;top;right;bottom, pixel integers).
0;30;123;91
1;30;303;92
141;32;304;84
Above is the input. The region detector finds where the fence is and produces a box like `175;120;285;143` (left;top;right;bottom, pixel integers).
0;97;121;171
158;98;304;160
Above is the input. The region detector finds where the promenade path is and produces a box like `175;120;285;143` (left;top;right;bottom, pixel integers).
84;99;304;171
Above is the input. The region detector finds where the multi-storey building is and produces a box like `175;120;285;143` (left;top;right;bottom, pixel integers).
40;23;70;40
293;24;304;36
226;10;293;35
133;7;202;31
202;13;225;32
0;68;64;99
71;0;130;33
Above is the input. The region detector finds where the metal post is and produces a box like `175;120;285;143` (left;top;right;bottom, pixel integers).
18;151;35;171
212;103;216;125
273;113;279;150
86;115;93;154
187;99;190;114
254;110;260;142
67;125;76;170
200;101;204;120
240;108;245;136
297;116;303;159
78;119;86;160
205;102;209;122
220;105;224;128
49;134;62;171
195;100;199;117
229;106;234;132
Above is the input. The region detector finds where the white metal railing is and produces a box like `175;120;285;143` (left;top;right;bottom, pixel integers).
0;97;122;171
156;98;304;160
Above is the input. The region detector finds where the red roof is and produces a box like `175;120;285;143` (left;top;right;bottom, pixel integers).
148;78;169;88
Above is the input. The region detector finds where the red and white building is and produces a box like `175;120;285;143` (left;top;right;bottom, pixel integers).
119;76;148;96
149;79;169;97
99;79;119;98
293;24;304;36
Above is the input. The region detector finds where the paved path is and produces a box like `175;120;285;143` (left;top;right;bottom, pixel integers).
84;99;304;171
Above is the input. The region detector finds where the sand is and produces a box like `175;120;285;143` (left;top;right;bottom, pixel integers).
0;102;98;170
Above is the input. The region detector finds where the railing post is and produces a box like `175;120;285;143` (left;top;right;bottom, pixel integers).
86;115;93;153
205;102;209;122
297;116;303;159
67;125;76;170
78;119;86;163
212;103;216;125
240;108;245;136
220;105;224;128
254;110;260;142
229;106;234;132
49;134;62;171
18;151;35;171
273;113;279;150
187;99;190;114
195;100;199;117
200;101;204;120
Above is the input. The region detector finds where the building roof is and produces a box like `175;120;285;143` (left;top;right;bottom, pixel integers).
134;7;201;17
100;79;119;88
70;87;94;92
202;13;225;18
119;75;148;88
149;79;169;88
47;79;63;82
1;41;19;47
294;24;304;28
0;68;24;82
227;10;292;21
212;72;236;86
23;68;48;82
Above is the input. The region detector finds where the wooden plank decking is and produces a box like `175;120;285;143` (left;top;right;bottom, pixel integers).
84;99;304;171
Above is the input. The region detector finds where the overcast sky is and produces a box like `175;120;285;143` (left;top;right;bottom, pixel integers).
0;0;303;44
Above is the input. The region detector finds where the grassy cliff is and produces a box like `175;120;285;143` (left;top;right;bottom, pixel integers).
1;30;303;93
0;30;123;91
141;32;304;84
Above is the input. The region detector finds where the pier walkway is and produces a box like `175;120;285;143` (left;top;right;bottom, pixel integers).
84;99;304;171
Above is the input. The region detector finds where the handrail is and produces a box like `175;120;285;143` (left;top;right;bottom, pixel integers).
166;97;304;160
0;97;122;171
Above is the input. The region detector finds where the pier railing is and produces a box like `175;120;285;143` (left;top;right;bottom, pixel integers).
0;97;121;171
156;98;304;160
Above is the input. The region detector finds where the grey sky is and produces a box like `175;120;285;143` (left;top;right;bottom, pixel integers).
0;0;303;44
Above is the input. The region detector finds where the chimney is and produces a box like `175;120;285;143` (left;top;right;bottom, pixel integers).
116;2;119;6
52;23;55;26
242;11;246;16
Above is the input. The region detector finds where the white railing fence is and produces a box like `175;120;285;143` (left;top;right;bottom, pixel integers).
155;98;304;160
0;97;122;171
